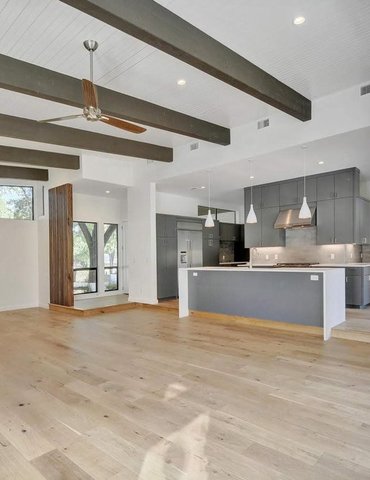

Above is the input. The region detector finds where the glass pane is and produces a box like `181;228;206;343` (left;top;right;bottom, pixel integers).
73;269;97;294
73;222;98;294
104;267;118;291
104;224;118;291
0;185;33;220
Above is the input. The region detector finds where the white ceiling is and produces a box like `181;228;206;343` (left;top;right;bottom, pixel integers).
157;127;370;205
1;0;370;203
0;0;369;143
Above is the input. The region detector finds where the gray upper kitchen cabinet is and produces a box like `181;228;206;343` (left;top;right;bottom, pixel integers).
334;197;354;244
244;209;262;247
317;175;335;201
261;207;284;247
244;186;262;210
335;170;359;198
203;220;220;266
316;200;335;245
297;177;317;202
317;170;358;201
279;180;298;206
156;214;177;238
219;222;240;241
261;184;280;208
317;197;354;244
356;198;370;244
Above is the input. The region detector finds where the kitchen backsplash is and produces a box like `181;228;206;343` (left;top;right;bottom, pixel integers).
219;241;235;263
361;245;370;263
251;243;361;264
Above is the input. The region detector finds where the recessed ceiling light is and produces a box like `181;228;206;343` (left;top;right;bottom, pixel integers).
318;161;324;165
105;190;111;194
293;16;306;25
191;185;206;190
250;175;255;179
177;79;186;86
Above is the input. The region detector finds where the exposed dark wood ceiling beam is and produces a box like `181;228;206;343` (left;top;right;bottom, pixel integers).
0;164;48;181
59;0;311;122
0;53;230;146
0;145;80;170
0;114;173;162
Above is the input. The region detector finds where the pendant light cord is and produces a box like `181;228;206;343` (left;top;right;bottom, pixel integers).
208;171;211;210
302;145;307;196
249;160;253;203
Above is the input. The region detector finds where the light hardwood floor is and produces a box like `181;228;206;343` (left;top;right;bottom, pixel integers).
1;307;370;479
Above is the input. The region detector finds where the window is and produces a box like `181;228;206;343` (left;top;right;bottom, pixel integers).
0;185;34;220
104;223;119;291
73;222;98;294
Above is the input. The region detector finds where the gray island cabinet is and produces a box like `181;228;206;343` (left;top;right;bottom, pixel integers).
178;267;345;340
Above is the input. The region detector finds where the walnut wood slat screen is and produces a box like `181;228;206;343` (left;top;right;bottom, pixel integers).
49;183;74;306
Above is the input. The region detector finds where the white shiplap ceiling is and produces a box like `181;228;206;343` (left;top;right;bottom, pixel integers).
1;0;370;204
0;0;369;144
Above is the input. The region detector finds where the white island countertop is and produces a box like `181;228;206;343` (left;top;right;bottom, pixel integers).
188;266;345;273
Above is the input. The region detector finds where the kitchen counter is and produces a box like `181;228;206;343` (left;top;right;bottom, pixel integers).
178;267;345;340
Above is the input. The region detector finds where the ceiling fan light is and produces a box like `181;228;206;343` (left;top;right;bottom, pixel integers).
299;196;311;219
205;209;215;228
246;204;258;224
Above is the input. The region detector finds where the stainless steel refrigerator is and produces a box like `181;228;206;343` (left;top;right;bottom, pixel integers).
177;222;203;269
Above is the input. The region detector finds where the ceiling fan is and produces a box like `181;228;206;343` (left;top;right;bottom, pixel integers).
39;40;146;134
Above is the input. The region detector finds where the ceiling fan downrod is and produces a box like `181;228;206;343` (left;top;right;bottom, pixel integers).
83;40;98;82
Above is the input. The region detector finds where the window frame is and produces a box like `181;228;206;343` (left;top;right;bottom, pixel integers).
104;223;119;292
0;184;34;221
72;220;98;296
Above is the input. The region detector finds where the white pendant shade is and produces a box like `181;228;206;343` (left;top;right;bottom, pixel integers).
299;196;311;219
246;204;257;224
205;209;214;227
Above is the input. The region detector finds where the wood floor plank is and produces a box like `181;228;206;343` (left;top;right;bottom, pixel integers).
1;307;370;479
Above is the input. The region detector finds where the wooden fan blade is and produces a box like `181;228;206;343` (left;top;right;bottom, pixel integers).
39;114;84;123
82;79;98;108
100;115;146;134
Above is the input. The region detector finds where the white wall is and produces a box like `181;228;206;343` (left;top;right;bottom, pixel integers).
0;219;39;311
156;191;243;223
127;182;158;304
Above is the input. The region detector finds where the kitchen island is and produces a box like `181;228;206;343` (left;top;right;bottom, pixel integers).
178;267;345;340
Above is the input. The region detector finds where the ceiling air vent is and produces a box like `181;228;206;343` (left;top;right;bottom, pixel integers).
190;142;200;151
360;84;370;96
257;118;270;129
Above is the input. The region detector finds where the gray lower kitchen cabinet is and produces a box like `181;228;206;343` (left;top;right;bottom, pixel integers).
244;209;262;247
261;184;280;208
345;267;370;308
279;180;298;206
261;207;284;247
157;237;177;299
316;200;335;244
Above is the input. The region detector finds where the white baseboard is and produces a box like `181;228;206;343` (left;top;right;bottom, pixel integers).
128;296;159;305
0;303;39;312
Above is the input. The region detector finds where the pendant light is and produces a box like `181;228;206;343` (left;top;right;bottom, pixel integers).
299;145;311;219
205;171;214;228
246;160;257;224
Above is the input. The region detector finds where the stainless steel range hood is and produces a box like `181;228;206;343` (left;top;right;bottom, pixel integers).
274;207;316;229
